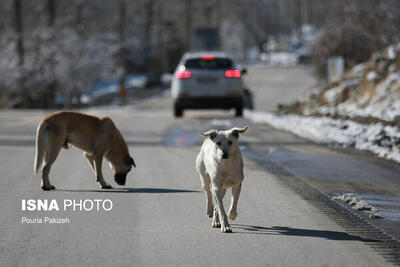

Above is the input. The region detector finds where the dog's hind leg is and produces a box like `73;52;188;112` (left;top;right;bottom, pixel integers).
229;183;242;220
84;152;96;174
211;185;231;232
41;124;66;191
41;143;62;191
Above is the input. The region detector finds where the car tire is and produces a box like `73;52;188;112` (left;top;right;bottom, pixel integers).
174;105;183;117
235;107;243;117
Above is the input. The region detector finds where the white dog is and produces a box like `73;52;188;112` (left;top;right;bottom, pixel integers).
196;126;248;233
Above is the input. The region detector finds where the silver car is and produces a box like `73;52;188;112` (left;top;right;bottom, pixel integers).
171;52;246;117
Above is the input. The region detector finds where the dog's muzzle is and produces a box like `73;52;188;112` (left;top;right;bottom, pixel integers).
114;173;127;185
221;153;229;159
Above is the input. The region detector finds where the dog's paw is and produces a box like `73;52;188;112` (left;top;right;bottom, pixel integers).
41;185;55;191
212;220;221;228
212;212;220;227
207;207;213;218
221;225;232;233
229;210;237;220
101;184;113;189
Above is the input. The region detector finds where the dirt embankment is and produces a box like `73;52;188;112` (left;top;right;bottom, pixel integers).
281;43;400;128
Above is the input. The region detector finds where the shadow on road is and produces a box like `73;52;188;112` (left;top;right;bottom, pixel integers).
56;187;201;194
232;224;377;242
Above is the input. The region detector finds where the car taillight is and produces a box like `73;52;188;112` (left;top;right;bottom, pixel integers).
201;55;215;60
225;69;241;78
175;70;191;79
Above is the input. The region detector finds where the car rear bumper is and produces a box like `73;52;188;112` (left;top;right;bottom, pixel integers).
175;96;243;109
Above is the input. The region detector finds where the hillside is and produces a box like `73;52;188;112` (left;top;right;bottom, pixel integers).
283;43;400;126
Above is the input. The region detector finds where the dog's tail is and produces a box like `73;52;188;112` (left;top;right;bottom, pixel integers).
34;121;47;175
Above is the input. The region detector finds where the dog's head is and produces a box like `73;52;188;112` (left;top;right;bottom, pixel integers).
109;155;136;185
200;126;248;160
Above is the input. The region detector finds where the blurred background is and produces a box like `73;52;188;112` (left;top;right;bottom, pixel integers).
0;0;400;109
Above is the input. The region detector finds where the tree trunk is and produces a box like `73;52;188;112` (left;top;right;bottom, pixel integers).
47;0;56;108
14;0;24;66
185;0;192;51
47;0;55;26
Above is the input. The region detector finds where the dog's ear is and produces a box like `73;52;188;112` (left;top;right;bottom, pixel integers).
230;126;248;139
125;155;136;167
200;129;218;139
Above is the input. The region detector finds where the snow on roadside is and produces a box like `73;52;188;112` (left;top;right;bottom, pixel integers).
332;193;383;219
245;110;400;163
297;43;400;122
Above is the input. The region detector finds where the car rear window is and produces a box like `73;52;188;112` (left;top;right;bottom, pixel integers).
184;58;233;69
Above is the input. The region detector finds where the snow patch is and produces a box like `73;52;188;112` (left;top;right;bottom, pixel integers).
324;86;342;103
349;63;365;78
245;110;400;163
332;193;383;219
366;71;379;82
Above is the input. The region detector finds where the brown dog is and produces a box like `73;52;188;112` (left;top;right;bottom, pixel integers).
34;111;135;190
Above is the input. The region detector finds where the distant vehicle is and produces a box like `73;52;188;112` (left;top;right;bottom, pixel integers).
171;52;246;117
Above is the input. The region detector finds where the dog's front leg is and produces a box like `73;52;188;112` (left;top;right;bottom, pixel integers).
93;155;113;189
211;185;231;233
212;206;220;228
229;183;242;220
211;187;226;227
200;176;214;218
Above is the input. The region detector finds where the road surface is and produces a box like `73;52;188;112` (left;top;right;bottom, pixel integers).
0;66;398;266
244;65;317;111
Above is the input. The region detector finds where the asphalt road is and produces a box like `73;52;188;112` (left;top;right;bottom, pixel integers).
0;66;397;267
243;65;317;111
